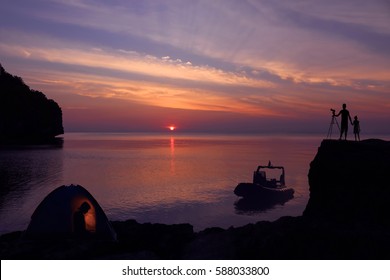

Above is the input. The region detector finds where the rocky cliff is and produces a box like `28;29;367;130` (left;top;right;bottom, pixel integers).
0;64;63;143
304;139;390;226
1;139;390;259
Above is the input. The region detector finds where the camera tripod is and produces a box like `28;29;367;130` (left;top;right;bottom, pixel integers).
327;113;340;139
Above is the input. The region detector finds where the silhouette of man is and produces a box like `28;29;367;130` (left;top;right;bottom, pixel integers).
335;103;352;140
73;202;91;236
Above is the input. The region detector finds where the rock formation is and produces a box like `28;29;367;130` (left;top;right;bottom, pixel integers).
304;139;390;226
0;64;63;143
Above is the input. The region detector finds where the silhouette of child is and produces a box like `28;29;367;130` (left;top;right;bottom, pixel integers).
73;202;91;236
353;116;360;141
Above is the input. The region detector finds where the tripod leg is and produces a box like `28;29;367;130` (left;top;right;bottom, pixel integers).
327;117;334;139
334;117;340;130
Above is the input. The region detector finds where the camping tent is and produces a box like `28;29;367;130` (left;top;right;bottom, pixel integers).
24;184;117;240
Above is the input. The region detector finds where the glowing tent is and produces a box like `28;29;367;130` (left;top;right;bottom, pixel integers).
24;184;117;240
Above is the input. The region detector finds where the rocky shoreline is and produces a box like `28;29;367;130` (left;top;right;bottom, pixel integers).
1;139;390;259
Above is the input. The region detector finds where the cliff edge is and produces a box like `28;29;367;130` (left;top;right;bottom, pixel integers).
0;64;64;143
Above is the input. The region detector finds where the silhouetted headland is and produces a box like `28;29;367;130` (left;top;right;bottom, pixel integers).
1;139;390;259
0;64;63;144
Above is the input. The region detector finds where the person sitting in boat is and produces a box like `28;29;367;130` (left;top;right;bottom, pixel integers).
270;179;277;188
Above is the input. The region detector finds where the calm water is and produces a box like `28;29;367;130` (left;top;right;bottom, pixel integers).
0;133;322;234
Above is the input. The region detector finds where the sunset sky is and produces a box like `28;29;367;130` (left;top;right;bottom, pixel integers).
1;0;389;134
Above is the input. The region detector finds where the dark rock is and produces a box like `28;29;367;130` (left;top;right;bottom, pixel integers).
304;139;390;226
0;220;194;259
0;63;64;143
110;220;194;259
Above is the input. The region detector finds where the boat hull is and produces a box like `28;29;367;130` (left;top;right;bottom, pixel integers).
234;182;294;199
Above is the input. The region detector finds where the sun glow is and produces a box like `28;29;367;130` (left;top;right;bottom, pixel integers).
168;126;176;131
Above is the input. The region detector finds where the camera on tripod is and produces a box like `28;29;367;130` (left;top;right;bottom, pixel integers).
330;108;336;115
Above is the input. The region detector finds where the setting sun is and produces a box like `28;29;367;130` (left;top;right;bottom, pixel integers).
168;126;176;131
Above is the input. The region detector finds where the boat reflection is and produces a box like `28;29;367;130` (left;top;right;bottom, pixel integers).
234;193;294;215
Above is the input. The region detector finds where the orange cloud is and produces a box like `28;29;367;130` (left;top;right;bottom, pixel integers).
0;43;274;89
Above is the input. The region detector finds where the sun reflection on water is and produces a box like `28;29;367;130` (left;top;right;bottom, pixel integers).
170;136;175;175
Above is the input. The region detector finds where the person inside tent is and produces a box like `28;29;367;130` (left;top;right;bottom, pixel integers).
73;201;91;236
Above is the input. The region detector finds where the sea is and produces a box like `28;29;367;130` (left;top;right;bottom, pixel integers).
0;132;338;235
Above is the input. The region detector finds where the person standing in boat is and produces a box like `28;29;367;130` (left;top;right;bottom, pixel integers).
335;103;353;140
